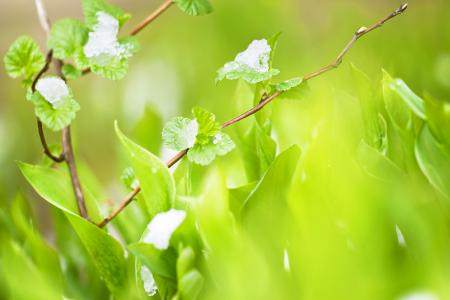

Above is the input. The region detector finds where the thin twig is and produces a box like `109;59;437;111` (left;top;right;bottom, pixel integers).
164;3;410;168
97;3;409;227
33;0;90;220
62;127;90;220
97;187;141;228
34;0;51;37
37;119;65;162
129;0;174;36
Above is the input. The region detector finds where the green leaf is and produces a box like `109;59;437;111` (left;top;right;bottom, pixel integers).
65;214;128;294
119;36;140;55
187;133;235;166
120;166;139;190
177;246;196;278
17;163;127;294
217;67;280;85
235;120;277;181
385;74;426;120
82;0;130;29
382;70;413;131
241;146;300;253
116;122;175;216
271;77;302;92
192;106;221;144
128;243;177;279
162;117;199;151
351;65;386;153
48;19;88;60
178;269;204;300
4;36;45;80
174;0;213;16
357;141;405;181
31;91;80;132
267;32;281;70
424;94;450;147
62;64;83;80
132;106;163;154
17;162;101;221
91;57;128;80
2;240;61;300
415;126;450;198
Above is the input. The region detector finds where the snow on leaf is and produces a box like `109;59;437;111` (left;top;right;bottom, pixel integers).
140;266;157;296
216;39;280;84
142;209;186;250
162;117;199;151
35;77;70;108
83;12;132;66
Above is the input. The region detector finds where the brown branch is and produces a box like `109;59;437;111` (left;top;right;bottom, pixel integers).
37;119;65;162
129;0;174;36
96;3;408;227
62;126;90;220
97;187;141;228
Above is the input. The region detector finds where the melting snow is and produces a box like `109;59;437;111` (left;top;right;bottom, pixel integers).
35;77;70;108
224;39;272;73
83;11;131;66
140;266;157;296
185;119;199;148
142;209;186;250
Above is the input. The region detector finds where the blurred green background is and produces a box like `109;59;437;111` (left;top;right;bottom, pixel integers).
1;0;450;299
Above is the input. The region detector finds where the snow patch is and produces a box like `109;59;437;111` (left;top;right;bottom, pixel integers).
83;12;131;66
143;209;186;250
225;39;272;73
140;266;157;296
35;77;70;108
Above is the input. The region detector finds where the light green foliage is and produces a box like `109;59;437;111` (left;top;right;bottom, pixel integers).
48;19;88;60
17;162;127;294
61;64;83;80
174;0;213;16
91;58;129;80
31;89;80;132
116;122;175;216
81;0;130;29
415;126;450;198
216;67;280;85
3;36;45;82
163;107;235;166
270;77;302;92
163;117;199;151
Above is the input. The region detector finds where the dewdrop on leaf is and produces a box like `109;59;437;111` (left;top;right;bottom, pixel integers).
140;266;157;296
142;209;186;250
35;77;70;108
83;12;132;66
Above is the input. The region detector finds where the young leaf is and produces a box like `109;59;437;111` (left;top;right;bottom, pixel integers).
174;0;213;16
48;19;88;60
62;64;83;80
385;75;426;120
116;122;175;216
129;243;177;279
162;117;199;151
216;39;280;84
424;94;450;147
4;36;45;80
192;106;220;144
91;58;128;80
187;133;235;166
17;162;127;294
31;78;80;132
82;0;130;29
178;269;204;300
271;77;302;92
415;125;450;198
